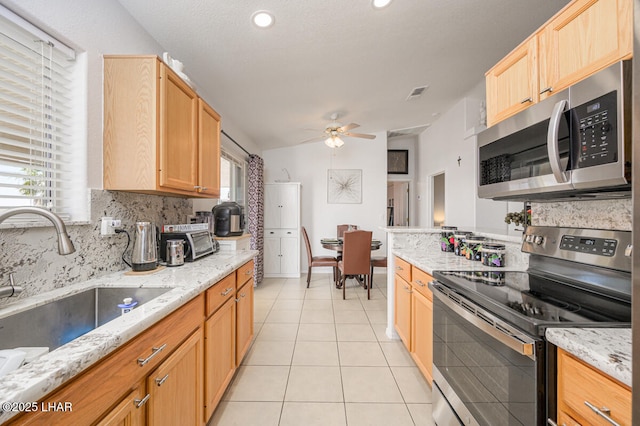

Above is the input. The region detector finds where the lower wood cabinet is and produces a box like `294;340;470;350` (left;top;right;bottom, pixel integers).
9;259;256;426
393;256;433;385
557;348;631;426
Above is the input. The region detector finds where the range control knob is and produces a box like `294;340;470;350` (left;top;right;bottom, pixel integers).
525;234;534;243
534;235;544;245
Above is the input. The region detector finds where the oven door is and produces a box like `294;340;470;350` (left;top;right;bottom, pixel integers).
430;281;545;426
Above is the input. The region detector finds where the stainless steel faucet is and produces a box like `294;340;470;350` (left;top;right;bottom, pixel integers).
0;207;75;298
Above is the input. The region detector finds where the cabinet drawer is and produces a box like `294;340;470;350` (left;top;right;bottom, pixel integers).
558;349;631;426
394;256;411;283
236;259;254;287
411;266;433;301
11;295;204;426
206;273;236;317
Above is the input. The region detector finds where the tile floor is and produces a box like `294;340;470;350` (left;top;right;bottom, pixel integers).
208;273;435;426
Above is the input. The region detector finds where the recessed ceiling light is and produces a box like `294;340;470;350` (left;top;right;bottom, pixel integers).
252;11;274;28
372;0;393;9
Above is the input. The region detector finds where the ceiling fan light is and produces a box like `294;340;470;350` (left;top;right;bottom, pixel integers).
252;11;274;28
334;137;344;147
372;0;392;9
325;137;337;148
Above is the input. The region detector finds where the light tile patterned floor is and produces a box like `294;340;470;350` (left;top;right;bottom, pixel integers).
208;274;435;426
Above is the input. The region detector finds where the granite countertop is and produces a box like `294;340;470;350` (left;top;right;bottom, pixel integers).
383;226;524;244
392;249;527;275
0;250;256;423
546;328;631;387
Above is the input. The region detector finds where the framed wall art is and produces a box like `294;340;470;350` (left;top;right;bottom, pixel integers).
327;169;362;204
387;149;409;174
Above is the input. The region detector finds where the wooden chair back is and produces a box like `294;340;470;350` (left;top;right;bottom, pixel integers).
341;230;372;276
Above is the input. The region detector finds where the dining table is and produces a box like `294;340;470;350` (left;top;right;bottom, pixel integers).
320;238;382;289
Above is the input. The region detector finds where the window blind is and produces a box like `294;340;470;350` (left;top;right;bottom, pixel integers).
0;6;81;222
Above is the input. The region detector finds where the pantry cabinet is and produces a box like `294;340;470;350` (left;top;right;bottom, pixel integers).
264;230;300;277
104;55;221;197
557;348;631;426
486;0;632;126
264;183;301;278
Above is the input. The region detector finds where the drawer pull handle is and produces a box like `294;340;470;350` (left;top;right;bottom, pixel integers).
194;185;202;189
245;270;252;275
221;287;233;296
134;394;150;408
540;86;553;95
403;285;412;293
415;280;426;287
155;374;170;386
520;97;533;104
137;344;167;366
395;266;403;271
584;400;620;426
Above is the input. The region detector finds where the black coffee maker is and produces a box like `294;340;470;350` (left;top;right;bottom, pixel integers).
212;202;244;237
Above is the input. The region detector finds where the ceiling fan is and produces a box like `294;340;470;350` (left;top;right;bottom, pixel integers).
302;113;376;148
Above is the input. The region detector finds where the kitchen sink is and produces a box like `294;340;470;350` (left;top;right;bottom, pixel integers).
0;287;171;351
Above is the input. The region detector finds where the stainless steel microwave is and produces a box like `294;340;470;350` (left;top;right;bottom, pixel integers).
477;61;631;201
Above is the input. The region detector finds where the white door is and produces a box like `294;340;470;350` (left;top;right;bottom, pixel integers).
263;235;281;274
280;236;299;275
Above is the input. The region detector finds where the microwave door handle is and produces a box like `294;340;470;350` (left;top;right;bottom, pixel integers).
547;99;569;183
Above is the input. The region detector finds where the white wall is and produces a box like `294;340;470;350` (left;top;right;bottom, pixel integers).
416;83;509;232
387;135;418;226
262;133;388;270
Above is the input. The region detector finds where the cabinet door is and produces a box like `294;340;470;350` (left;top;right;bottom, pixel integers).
204;297;236;421
539;0;632;99
147;329;203;426
236;280;254;366
264;235;281;274
264;185;282;229
96;382;146;426
280;235;299;275
159;64;198;192
279;184;299;228
198;99;221;197
486;36;538;126
394;275;412;349
411;289;433;385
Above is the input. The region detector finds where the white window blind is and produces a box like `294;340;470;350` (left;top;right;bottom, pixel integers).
0;6;84;223
220;149;247;204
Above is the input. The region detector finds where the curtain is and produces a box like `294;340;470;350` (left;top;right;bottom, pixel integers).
247;154;264;284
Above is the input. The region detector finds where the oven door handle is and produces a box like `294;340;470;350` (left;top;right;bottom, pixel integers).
430;281;537;360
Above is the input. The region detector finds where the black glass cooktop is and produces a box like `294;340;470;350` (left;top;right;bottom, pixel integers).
433;270;631;335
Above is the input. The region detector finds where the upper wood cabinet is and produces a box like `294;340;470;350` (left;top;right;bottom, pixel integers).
104;55;221;198
538;0;632;100
486;0;632;126
486;37;538;127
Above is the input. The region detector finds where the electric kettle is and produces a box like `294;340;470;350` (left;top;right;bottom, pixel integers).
131;221;158;271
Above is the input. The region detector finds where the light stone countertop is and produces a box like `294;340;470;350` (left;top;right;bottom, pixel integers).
0;250;256;423
383;226;524;244
546;328;631;387
392;249;527;275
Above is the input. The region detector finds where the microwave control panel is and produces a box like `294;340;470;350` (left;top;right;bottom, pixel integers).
560;235;617;257
574;90;617;168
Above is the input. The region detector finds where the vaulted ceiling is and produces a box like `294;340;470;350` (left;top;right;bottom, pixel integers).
117;0;571;150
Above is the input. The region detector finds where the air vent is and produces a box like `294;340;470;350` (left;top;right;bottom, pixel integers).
406;85;428;100
387;124;431;139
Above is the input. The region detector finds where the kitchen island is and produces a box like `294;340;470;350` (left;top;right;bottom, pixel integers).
0;250;256;424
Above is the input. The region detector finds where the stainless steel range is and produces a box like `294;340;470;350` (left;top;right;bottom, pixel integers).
429;226;631;426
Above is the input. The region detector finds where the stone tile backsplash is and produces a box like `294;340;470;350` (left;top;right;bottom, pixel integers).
0;190;193;306
532;198;631;231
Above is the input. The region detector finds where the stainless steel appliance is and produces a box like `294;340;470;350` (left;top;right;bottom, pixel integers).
212;202;244;237
430;226;631;426
165;239;185;267
159;230;216;262
478;61;631;201
131;221;158;271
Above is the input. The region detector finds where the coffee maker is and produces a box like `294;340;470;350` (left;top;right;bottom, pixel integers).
212;202;244;237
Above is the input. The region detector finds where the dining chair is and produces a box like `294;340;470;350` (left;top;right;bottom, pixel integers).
337;224;358;238
337;230;373;299
370;256;387;289
302;226;338;288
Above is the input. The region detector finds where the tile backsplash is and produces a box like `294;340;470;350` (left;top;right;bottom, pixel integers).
532;198;631;231
0;190;193;306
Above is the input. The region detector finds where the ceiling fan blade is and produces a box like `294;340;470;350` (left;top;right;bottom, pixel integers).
300;135;326;144
343;132;376;140
338;123;360;132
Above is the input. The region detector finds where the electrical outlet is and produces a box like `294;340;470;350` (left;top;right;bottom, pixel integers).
100;217;122;236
